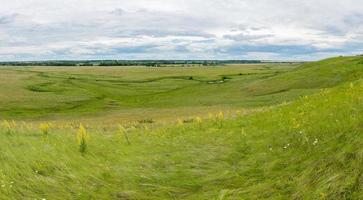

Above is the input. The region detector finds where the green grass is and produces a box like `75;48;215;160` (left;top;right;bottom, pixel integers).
0;63;296;121
245;56;363;95
0;56;362;199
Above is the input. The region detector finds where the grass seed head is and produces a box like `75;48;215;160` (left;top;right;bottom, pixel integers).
217;111;224;120
77;124;89;154
39;123;50;136
195;117;202;123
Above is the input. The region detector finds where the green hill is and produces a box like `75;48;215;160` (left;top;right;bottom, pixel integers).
0;56;362;199
246;56;363;95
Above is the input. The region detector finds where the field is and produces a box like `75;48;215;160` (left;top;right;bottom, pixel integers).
0;56;362;199
0;63;298;123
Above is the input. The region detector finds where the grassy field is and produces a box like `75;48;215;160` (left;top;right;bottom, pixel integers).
0;56;362;199
0;63;298;122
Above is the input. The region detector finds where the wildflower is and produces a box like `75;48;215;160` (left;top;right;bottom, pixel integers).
11;120;17;127
235;110;242;117
77;124;89;154
313;138;318;146
217;111;224;120
39;123;50;136
195;117;202;124
292;118;300;129
2;120;12;134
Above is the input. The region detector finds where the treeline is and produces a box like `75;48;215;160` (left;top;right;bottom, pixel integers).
0;60;262;66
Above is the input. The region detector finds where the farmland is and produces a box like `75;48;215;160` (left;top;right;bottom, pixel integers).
0;56;362;199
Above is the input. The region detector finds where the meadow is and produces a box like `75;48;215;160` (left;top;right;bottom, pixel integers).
0;56;362;199
0;63;297;122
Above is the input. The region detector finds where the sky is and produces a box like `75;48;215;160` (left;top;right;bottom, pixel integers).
0;0;362;61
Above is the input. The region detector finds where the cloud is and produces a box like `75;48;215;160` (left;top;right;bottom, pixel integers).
110;8;125;15
223;33;274;42
0;13;18;24
0;0;362;61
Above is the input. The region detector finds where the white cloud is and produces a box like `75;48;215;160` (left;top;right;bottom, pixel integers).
0;0;362;61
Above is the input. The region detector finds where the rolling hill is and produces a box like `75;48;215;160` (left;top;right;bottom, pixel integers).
0;56;362;199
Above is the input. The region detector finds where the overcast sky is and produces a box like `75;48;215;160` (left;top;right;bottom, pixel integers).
0;0;362;61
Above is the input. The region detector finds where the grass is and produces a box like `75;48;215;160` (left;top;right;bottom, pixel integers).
0;63;296;121
245;56;363;95
0;56;362;199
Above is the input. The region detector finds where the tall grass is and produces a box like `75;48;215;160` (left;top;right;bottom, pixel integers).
0;79;361;199
0;56;362;199
77;124;89;154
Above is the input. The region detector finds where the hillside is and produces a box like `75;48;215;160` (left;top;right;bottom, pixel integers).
245;56;363;95
0;56;362;199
